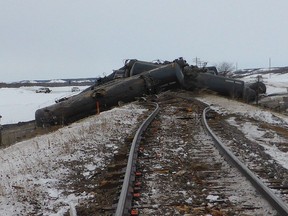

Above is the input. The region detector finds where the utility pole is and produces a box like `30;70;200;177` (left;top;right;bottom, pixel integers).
269;57;271;70
193;57;207;67
193;57;200;67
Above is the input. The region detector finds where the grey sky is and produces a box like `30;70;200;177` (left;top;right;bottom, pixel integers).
1;0;287;82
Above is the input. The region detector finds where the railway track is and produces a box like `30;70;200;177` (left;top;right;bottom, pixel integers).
203;107;288;216
205;104;288;215
81;91;288;215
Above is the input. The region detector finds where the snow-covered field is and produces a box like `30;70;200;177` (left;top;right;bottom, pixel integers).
0;72;288;215
241;72;288;95
0;86;89;125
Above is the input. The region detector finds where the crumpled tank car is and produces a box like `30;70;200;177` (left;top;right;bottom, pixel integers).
35;58;263;127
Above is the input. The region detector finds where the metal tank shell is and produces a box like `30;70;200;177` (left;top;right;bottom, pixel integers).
35;58;264;127
35;63;183;127
182;72;257;102
129;61;162;76
190;73;245;98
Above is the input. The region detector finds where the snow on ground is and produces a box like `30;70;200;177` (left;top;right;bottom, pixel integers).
1;72;288;125
227;117;288;170
241;72;288;95
199;94;288;125
0;71;287;214
0;86;89;125
0;103;147;215
198;93;288;174
198;68;288;171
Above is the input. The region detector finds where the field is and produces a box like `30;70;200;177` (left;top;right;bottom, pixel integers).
0;85;89;125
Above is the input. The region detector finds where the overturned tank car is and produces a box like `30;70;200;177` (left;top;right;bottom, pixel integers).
35;58;265;127
35;62;183;126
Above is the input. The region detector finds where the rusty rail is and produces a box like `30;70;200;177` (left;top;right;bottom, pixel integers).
202;107;288;216
115;102;159;216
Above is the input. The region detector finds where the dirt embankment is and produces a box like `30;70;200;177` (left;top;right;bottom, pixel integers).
0;121;60;148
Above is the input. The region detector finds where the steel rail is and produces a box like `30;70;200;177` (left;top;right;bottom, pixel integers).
202;107;288;216
115;102;159;216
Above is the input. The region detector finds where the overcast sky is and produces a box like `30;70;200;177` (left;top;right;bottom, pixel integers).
1;1;288;82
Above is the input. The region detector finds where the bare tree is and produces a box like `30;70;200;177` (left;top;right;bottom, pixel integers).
217;62;235;77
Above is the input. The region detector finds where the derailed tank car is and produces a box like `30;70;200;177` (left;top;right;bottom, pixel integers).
182;72;258;102
35;58;264;127
35;63;183;127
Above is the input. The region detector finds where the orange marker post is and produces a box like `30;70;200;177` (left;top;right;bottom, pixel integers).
96;101;100;115
131;209;139;216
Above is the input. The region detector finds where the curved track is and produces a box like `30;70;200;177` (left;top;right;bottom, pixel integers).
112;91;288;215
203;107;288;216
115;102;159;215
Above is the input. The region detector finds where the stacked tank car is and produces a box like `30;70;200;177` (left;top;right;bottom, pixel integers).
35;58;265;127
